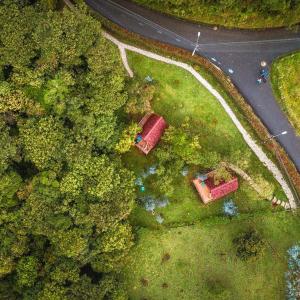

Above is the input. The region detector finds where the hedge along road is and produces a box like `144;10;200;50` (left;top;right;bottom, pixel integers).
85;0;300;172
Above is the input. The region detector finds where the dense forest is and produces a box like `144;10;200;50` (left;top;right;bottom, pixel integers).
0;1;137;298
132;0;300;28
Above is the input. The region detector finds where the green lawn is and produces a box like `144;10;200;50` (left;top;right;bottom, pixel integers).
122;211;300;300
271;52;300;135
126;146;273;229
124;52;287;209
120;51;296;299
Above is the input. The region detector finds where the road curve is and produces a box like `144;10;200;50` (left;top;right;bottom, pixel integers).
85;0;300;171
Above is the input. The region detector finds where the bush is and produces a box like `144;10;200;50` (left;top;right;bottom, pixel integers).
286;244;300;299
212;166;233;185
125;81;154;116
16;256;39;288
233;229;265;261
115;123;141;154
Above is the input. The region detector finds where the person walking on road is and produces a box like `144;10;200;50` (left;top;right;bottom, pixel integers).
257;68;269;84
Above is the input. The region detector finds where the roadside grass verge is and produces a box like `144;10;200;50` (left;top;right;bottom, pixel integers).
271;52;300;135
131;0;300;29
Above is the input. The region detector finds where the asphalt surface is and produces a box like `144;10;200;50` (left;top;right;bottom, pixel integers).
86;0;300;171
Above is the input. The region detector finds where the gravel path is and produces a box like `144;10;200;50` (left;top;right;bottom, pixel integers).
118;45;134;77
104;31;296;209
223;162;290;209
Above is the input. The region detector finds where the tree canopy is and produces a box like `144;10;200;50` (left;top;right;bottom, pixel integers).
0;1;135;298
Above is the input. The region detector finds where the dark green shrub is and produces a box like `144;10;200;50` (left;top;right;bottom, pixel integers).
233;229;265;260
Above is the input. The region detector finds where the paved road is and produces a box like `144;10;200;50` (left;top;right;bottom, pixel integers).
86;0;300;171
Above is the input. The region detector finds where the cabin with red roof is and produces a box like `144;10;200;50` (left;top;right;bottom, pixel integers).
135;113;167;155
193;171;238;204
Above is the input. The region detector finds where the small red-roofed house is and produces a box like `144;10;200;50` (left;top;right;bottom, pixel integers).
135;113;167;155
193;171;238;204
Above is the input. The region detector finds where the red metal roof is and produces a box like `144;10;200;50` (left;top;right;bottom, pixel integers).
192;178;212;204
206;176;238;200
136;113;167;154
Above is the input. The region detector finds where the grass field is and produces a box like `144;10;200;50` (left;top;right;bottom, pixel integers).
271;52;300;135
122;212;300;300
120;51;296;299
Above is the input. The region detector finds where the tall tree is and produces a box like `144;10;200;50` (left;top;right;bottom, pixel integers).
0;119;17;175
0;1;136;298
19;116;66;171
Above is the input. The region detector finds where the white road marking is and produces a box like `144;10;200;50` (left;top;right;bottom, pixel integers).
199;37;300;47
105;0;300;49
105;0;195;47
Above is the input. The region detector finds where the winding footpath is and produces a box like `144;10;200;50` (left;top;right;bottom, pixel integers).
85;0;300;174
103;31;296;208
